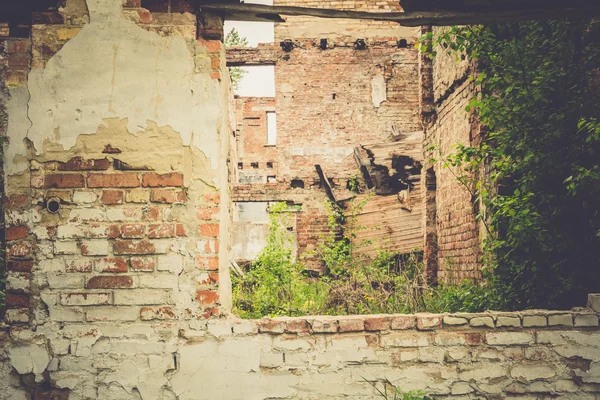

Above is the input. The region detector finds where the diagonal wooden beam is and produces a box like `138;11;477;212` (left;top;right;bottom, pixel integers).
198;3;600;26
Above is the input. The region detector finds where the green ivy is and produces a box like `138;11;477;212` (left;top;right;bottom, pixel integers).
422;20;600;310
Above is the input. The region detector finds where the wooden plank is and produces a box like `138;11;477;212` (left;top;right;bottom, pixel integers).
198;3;600;26
353;147;375;189
315;164;337;204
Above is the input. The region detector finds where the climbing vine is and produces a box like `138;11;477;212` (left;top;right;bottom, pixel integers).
423;20;600;309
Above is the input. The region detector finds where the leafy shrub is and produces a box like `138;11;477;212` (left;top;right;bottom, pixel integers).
421;20;600;310
232;200;489;318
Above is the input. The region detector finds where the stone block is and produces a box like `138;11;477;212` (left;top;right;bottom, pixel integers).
548;314;573;327
470;316;494;328
575;314;599;327
443;316;468;326
486;332;534;345
496;316;521;328
523;315;547;327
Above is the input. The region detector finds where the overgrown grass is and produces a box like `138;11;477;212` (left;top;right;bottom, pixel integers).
232;201;488;318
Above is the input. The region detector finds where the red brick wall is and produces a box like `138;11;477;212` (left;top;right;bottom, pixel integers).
3;7;227;325
421;27;482;282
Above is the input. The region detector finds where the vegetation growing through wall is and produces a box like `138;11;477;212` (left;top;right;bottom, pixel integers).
224;28;248;92
423;20;600;310
232;200;488;318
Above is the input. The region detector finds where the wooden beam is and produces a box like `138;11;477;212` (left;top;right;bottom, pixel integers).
314;165;337;204
198;3;600;26
353;147;375;190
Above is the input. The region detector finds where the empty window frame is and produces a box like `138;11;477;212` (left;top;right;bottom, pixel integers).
266;112;277;145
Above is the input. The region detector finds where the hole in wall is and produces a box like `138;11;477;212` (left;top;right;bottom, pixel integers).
238;162;243;169
291;179;305;189
267;175;277;183
266;162;273;168
397;39;408;48
46;197;61;214
251;162;259;169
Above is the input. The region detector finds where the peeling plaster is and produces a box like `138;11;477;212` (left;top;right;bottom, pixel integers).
371;72;387;108
22;0;222;170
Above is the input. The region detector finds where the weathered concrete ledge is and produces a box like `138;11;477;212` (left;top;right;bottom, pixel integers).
2;307;600;399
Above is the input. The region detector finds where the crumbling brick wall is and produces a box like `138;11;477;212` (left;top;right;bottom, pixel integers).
2;0;231;330
229;1;423;270
421;27;482;281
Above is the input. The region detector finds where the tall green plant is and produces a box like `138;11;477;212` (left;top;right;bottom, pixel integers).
422;20;600;309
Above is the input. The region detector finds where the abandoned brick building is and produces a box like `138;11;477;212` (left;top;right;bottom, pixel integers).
0;0;599;399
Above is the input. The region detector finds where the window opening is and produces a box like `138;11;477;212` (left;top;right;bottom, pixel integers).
266;112;277;145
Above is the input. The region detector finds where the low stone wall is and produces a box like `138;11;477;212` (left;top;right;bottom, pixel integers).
2;308;600;399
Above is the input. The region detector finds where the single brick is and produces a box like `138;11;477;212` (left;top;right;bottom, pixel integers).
443;316;468;326
86;306;138;322
523;315;547;327
148;224;175;239
130;257;156;272
285;319;311;333
113;240;156;255
365;317;390;331
140;306;177;321
486;331;534;345
142;172;183;187
66;259;93;273
7;260;33;272
80;240;110;256
496;316;521;327
60;292;111;306
95;257;128;273
196;256;218;271
126;189;150;203
311;319;338;333
199;223;219;237
101;190;125;205
6;39;30;53
391;315;416;330
58;157;110;171
8;242;31;258
86;275;134;289
6;292;30;308
203;192;220;204
197;207;219;221
196;290;219;305
142;207;160;222
574;314;599;327
258;319;286;334
548;314;573;327
175;224;186;236
470;316;495;328
121;224;146;238
44;174;85;188
6;226;29;241
87;173;140;188
5;308;30;324
417;315;442;330
150;189;186;204
338;318;365;333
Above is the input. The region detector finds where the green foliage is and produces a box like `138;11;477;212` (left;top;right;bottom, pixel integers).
232;203;329;318
232;200;489;318
422;20;600;309
365;379;432;400
224;28;248;92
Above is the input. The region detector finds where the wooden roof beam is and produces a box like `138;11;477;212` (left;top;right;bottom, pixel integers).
198;2;600;26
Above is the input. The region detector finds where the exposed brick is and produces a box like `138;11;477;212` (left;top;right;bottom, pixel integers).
66;259;93;273
203;192;220;204
285;319;311;333
5;194;31;209
6;39;30;53
6;226;29;241
32;11;64;24
7;55;29;68
199;223;219;237
197;207;219;221
365;317;391;331
44;174;85;188
6;292;30;308
257;319;286;334
86;276;134;289
8;242;31;258
142;207;160;222
113;240;156;255
140;306;177;321
390;315;416;330
130;257;156;272
150;189;186;204
142;173;184;187
338;318;365;332
88;173;140;188
417;315;442;330
60;292;111;306
138;9;152;23
148;224;175;238
101;190;125;205
175;224;186;236
123;0;142;7
7;260;33;272
121;224;146;238
95;258;128;273
196;290;219;305
58;157;110;171
196;256;219;271
198;38;221;53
